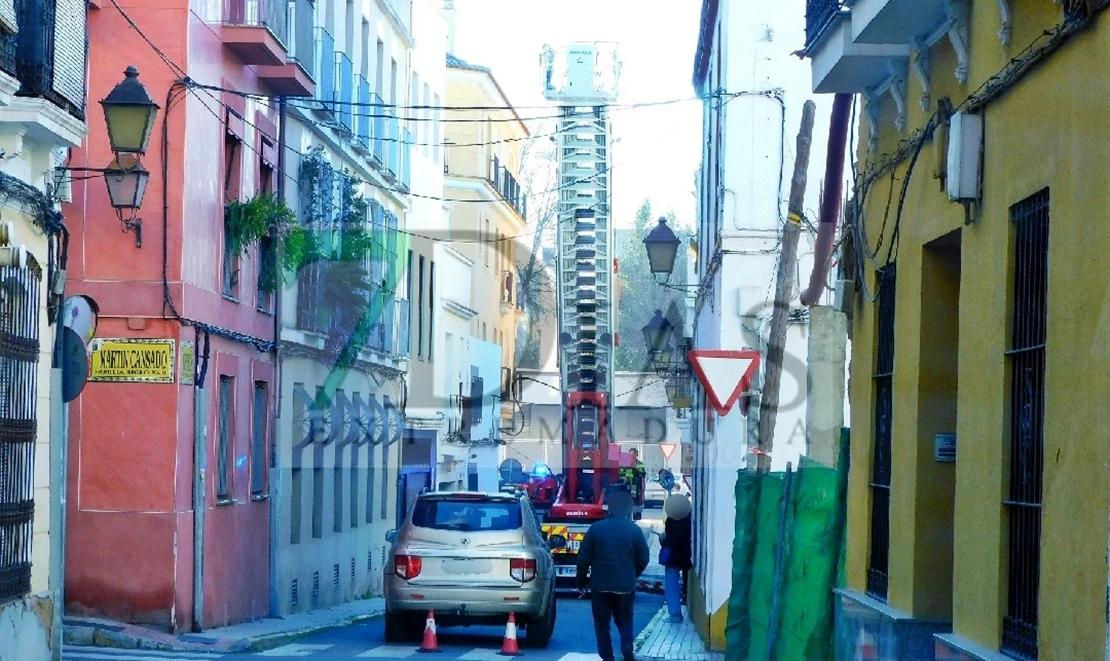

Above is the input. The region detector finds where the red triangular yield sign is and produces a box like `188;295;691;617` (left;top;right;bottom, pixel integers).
687;350;761;416
659;443;676;460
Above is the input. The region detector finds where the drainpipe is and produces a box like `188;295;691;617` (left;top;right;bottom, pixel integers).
800;93;852;307
192;326;207;632
269;96;287;617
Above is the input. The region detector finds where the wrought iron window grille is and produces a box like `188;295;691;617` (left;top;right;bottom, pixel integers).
1001;188;1049;661
867;263;895;602
0;252;41;602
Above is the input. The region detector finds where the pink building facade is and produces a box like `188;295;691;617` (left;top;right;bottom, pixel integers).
63;0;313;631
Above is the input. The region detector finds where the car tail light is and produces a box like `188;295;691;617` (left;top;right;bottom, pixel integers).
395;555;422;580
510;558;536;583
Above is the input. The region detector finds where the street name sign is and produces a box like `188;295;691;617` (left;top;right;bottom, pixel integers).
687;349;761;416
88;338;176;383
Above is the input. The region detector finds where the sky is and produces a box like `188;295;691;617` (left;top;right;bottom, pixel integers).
450;0;704;230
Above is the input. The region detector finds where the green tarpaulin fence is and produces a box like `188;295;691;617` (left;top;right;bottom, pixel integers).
724;430;849;661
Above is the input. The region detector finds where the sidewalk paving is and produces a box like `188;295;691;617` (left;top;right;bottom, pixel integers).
634;606;723;661
636;518;666;592
63;597;386;654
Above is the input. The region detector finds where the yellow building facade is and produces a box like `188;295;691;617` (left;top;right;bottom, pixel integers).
805;1;1110;659
444;55;529;414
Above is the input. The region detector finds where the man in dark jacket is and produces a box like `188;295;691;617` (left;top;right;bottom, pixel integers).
576;491;650;661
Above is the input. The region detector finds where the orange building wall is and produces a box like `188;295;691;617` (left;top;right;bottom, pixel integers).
63;0;277;631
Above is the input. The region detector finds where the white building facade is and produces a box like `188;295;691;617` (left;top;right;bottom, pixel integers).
274;0;445;615
0;2;88;658
687;0;836;648
431;240;474;492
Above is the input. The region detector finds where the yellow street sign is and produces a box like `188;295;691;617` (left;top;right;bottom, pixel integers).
88;338;176;383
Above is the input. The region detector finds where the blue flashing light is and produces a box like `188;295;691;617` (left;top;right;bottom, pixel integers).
533;463;551;477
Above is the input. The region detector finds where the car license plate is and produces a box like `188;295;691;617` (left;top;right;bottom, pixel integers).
555;566;577;577
442;558;493;575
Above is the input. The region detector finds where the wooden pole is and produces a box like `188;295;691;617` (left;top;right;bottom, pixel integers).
756;101;816;473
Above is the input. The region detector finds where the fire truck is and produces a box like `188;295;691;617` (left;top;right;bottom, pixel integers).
534;42;643;581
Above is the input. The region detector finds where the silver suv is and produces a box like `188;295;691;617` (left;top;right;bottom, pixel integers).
383;491;557;648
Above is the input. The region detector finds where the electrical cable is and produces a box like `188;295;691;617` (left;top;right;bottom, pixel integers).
193;79;706;113
179;77;618;245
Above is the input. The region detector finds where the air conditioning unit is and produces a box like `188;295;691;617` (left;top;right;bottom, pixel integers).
946;111;983;203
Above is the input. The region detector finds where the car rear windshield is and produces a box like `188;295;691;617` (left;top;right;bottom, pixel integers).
411;498;523;532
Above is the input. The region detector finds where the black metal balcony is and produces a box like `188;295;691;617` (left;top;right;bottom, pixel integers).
805;0;846;48
489;155;527;220
0;26;16;81
9;0;88;121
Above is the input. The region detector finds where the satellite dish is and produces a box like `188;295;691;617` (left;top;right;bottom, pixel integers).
62;295;99;346
61;327;89;403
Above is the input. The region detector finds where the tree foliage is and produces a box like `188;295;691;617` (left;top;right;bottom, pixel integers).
514;120;559;370
615;200;691;372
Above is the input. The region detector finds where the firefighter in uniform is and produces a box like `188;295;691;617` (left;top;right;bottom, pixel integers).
619;448;647;502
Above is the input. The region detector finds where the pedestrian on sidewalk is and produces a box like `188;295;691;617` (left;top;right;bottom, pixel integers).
660;494;692;623
577;490;650;661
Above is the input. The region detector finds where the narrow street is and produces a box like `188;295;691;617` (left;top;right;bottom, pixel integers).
63;593;665;661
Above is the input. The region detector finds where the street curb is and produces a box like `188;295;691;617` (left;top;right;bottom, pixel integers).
633;607;668;657
63;609;386;654
244;611;385;653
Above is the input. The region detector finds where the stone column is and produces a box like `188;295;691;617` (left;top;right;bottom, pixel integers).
806;306;848;468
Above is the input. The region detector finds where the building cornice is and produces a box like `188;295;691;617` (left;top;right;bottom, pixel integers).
279;328;408;377
3;97;88;148
443;298;478;319
442;243;474;266
376;0;415;48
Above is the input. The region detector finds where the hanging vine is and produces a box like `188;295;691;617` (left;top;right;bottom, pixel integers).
224;192;296;294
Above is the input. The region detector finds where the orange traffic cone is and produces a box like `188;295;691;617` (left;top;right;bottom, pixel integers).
418;609;442;653
499;612;520;656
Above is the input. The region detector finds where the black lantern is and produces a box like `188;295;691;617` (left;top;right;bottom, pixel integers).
103;155;150;210
99;66;161;155
643;216;681;276
641;309;674;360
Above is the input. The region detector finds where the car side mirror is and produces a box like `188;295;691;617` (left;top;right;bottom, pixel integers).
385;530;398;544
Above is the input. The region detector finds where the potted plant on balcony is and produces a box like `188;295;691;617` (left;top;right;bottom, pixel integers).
224;192;296;294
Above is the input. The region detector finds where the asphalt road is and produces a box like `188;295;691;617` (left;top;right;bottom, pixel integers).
63;592;665;661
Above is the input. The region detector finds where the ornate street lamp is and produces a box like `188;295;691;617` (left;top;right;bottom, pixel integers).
99;66;161;155
103;154;148;248
104;154;150;211
641;309;674;363
643;216;681;277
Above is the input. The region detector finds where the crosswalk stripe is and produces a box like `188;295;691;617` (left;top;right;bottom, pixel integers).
63;647;224;660
457;649;507;661
257;644;335;657
356;644;419;658
554;654;604;661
